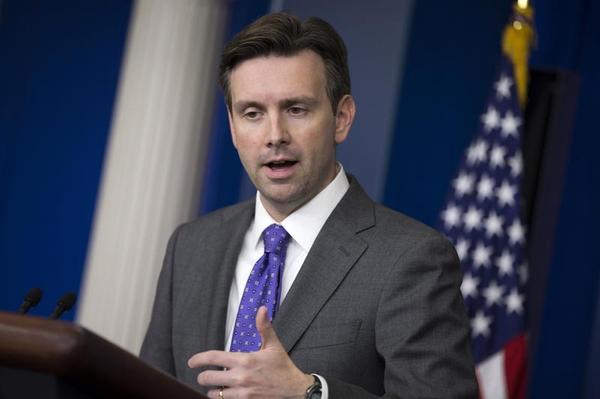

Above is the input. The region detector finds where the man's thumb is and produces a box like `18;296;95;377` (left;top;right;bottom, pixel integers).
256;306;282;350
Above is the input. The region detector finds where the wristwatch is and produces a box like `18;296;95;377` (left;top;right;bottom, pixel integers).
305;374;322;399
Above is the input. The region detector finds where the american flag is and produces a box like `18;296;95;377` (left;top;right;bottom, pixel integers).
439;55;528;399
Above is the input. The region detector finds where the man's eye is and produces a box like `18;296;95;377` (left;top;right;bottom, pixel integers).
244;111;261;119
288;107;307;116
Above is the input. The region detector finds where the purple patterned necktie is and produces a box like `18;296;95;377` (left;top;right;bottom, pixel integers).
230;224;290;352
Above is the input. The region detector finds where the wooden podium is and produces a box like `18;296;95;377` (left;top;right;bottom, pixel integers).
0;312;207;399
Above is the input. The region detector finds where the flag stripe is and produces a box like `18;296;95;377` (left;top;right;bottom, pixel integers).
504;334;527;399
478;351;508;399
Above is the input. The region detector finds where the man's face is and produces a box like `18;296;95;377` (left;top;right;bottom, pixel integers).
228;50;354;221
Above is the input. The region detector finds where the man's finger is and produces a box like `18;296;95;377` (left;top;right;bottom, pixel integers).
196;369;234;388
188;350;243;369
256;306;283;350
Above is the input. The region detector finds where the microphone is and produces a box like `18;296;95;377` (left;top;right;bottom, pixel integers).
17;287;43;314
49;292;77;320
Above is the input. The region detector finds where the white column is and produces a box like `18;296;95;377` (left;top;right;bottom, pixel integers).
77;0;227;354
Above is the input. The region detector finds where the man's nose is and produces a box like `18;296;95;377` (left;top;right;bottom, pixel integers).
266;115;290;147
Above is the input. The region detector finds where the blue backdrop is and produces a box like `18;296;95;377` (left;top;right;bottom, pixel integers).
527;0;600;397
0;0;132;318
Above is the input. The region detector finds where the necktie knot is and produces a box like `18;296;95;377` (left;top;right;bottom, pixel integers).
263;224;289;254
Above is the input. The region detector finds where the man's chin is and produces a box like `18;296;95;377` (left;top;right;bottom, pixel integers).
258;186;306;213
259;190;300;206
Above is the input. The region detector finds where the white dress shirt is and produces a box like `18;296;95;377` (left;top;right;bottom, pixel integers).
224;165;350;398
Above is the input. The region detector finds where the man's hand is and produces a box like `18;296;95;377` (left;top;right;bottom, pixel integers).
188;306;314;399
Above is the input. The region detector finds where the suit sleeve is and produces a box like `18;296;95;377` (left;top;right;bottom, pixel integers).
139;226;181;375
327;235;478;398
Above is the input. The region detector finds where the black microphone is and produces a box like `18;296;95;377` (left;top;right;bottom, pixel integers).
18;287;43;314
49;292;77;320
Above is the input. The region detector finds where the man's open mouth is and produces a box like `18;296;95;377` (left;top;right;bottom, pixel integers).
266;160;297;169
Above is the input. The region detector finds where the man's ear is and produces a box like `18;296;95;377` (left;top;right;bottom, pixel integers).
334;94;356;144
227;107;238;149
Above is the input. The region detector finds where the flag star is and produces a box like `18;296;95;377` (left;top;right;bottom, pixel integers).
495;250;514;275
454;238;470;261
495;74;513;99
472;242;492;268
508;152;523;176
496;180;516;207
481;106;501;132
490;145;506;168
484;211;504;238
483;280;505;307
508;220;525;245
518;261;529;284
463;206;483;231
461;273;479;299
453;172;475;197
505;288;524;314
466;140;488;165
471;311;493;337
500;111;522;137
441;204;462;229
477;174;495;201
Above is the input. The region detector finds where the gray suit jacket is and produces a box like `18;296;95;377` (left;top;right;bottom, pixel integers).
140;178;478;398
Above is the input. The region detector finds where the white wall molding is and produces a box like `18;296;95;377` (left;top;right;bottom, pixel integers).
77;0;227;353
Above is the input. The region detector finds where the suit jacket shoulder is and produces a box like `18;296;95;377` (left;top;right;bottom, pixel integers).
176;199;255;242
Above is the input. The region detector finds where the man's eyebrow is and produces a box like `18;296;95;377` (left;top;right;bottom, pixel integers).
232;97;319;113
232;101;264;113
279;97;319;108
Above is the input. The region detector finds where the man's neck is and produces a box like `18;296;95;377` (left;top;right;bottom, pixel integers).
260;195;314;223
259;164;344;223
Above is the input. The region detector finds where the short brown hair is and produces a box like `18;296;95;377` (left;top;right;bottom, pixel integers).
219;12;351;113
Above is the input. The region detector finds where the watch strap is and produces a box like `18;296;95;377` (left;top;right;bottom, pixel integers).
304;374;322;399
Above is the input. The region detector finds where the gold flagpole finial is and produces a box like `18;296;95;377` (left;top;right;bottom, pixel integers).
502;1;535;106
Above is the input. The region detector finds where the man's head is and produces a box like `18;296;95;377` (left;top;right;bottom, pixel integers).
221;13;356;221
219;12;351;114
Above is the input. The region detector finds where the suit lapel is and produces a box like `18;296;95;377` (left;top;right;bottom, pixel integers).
273;179;375;352
185;202;254;353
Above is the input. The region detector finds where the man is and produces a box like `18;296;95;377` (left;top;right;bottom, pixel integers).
141;12;477;399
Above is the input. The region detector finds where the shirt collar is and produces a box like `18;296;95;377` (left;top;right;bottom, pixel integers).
250;164;350;251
